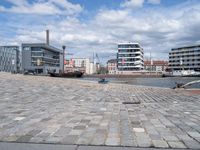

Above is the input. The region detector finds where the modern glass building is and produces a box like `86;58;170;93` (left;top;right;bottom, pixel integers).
0;46;21;73
22;43;64;74
169;45;200;71
117;43;144;71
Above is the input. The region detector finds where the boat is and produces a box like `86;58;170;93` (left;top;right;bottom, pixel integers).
162;70;200;77
49;71;83;78
98;78;109;84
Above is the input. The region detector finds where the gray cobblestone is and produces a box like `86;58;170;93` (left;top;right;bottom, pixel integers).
168;141;186;148
0;73;200;149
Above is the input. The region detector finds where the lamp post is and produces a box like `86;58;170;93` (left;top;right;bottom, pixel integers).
62;45;66;73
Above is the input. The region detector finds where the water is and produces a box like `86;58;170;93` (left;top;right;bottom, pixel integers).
82;77;200;89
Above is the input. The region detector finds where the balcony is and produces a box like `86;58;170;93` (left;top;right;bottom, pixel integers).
169;61;200;65
169;65;200;68
118;51;142;55
118;65;143;68
169;56;200;60
169;51;200;56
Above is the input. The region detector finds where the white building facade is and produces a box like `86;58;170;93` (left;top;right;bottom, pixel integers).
65;58;96;74
169;45;200;71
117;43;144;72
107;59;117;74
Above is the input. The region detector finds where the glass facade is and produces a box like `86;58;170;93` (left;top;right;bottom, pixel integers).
169;45;200;71
0;46;21;73
30;48;60;67
22;43;63;74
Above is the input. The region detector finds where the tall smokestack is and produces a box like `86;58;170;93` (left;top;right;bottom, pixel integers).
46;30;49;45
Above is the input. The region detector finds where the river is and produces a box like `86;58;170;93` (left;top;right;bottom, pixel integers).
82;77;200;89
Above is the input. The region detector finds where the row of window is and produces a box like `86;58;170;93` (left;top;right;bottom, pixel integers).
169;50;200;55
118;63;143;66
118;44;140;48
118;68;142;71
169;59;200;62
118;58;143;61
169;54;200;58
118;49;142;53
118;54;141;57
169;64;200;66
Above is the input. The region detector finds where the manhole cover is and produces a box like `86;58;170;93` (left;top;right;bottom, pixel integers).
122;101;141;104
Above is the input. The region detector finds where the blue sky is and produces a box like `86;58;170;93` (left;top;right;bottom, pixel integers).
0;0;200;62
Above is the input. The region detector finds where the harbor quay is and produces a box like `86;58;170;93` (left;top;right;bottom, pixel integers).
0;73;200;149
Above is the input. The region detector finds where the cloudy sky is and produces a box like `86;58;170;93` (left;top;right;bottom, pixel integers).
0;0;200;63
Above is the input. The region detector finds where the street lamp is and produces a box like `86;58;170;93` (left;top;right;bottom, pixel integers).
62;45;66;73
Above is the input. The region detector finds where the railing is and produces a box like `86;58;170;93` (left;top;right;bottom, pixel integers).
181;80;200;88
169;51;200;56
169;56;200;60
118;51;142;54
118;65;143;68
169;65;200;68
169;61;200;65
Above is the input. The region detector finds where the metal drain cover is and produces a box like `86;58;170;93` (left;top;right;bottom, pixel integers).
122;101;141;104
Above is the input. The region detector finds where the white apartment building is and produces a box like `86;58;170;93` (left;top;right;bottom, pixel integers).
117;43;144;72
169;45;200;71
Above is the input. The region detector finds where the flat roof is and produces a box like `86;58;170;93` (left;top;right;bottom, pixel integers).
107;59;117;63
172;44;200;50
118;42;140;45
22;43;63;53
0;45;19;48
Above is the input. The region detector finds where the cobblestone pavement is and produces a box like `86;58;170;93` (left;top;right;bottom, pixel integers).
0;73;200;149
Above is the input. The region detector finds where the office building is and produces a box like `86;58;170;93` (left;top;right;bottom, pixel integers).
169;45;200;71
117;42;144;71
0;46;21;73
22;43;64;74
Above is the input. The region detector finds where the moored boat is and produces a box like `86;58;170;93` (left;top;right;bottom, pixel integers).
49;71;83;78
162;70;200;77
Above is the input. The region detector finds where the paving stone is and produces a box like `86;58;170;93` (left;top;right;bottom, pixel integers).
133;128;145;133
0;73;200;149
91;129;106;145
168;141;187;148
2;135;19;142
0;142;77;150
187;131;200;138
16;135;33;142
183;139;200;149
105;137;120;146
163;135;179;141
61;135;78;144
73;125;87;130
152;140;169;148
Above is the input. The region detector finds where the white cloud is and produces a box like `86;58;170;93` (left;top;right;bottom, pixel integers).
0;0;82;15
121;0;145;9
1;0;200;62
